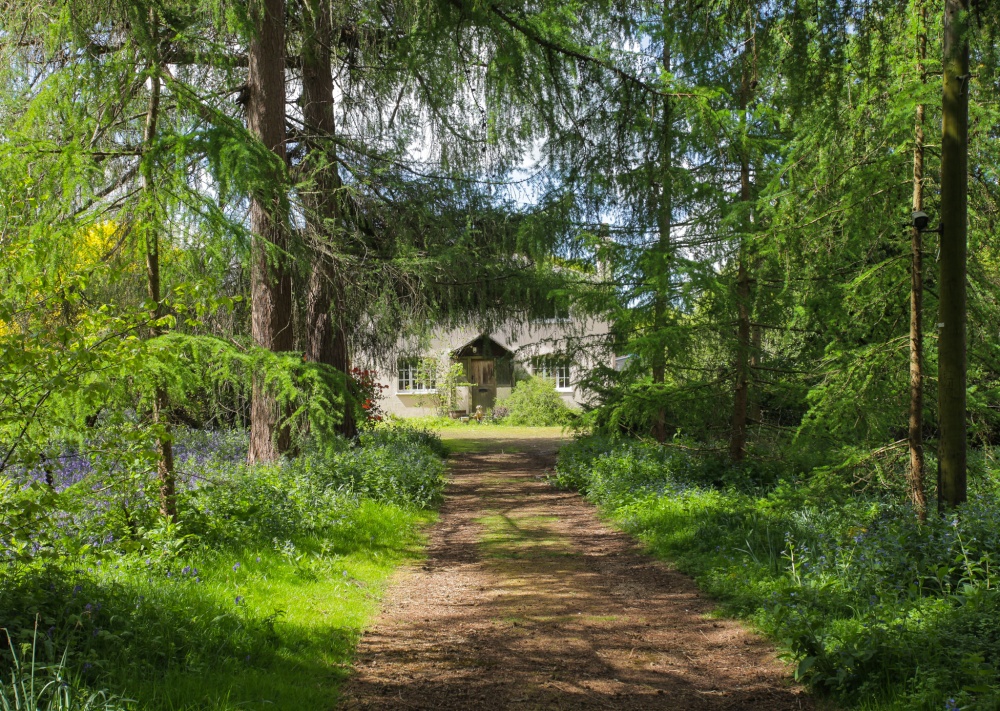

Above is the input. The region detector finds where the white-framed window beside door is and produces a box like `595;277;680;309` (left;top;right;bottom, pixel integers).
531;356;572;391
397;358;436;393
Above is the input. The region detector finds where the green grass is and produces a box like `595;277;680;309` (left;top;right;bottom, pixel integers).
2;427;448;709
553;436;1000;710
428;425;570;455
398;416;570;437
89;501;433;710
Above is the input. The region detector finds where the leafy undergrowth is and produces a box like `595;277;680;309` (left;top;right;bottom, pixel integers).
1;427;444;710
553;436;1000;711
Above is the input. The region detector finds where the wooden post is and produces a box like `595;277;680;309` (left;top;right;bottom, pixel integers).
937;0;969;509
908;0;927;521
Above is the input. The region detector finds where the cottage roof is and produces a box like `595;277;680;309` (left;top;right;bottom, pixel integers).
451;334;514;359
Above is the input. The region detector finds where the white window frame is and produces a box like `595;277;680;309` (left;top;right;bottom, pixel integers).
397;358;437;393
532;304;572;325
532;356;573;391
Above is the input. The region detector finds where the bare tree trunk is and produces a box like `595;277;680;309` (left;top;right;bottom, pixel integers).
729;29;755;463
301;0;356;439
650;0;673;444
748;323;762;425
248;0;294;463
909;0;928;521
141;10;176;521
937;0;969;510
730;254;751;461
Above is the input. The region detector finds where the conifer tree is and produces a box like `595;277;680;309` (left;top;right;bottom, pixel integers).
298;0;355;437
247;0;295;462
139;6;176;519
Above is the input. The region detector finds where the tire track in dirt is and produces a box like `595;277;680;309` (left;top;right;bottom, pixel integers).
340;436;813;710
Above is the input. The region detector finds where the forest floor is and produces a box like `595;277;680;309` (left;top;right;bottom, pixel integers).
340;430;815;710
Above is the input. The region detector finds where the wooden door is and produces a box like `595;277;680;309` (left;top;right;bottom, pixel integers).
470;359;496;410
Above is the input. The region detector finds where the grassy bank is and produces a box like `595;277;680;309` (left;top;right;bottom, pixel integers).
554;436;1000;711
1;427;445;710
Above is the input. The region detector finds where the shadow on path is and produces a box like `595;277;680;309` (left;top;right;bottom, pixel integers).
340;438;813;710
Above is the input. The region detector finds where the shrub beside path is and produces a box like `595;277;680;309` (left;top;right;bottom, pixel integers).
340;431;813;710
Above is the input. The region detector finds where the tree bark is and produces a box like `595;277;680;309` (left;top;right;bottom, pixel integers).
909;1;928;521
729;28;755;463
301;0;356;439
248;0;295;464
141;10;176;521
937;0;969;510
650;0;673;444
748;323;762;425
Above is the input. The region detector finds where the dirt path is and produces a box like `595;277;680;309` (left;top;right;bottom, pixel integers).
341;435;813;710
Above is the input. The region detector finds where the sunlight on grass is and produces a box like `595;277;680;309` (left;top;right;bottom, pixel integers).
433;425;570;456
107;502;436;710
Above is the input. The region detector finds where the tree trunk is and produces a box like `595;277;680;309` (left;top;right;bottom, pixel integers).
141;10;176;521
650;0;673;444
909;1;928;521
248;0;295;463
730;253;751;461
729;29;755;463
301;0;356;439
748;323;762;425
937;0;969;510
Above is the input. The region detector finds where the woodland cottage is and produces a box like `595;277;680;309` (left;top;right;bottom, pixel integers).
374;313;613;418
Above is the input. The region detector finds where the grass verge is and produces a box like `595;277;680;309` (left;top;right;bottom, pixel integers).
115;502;435;709
553;435;1000;711
2;428;445;710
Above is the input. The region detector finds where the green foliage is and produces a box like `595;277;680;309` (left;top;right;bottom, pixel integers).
496;377;575;427
0;427;445;709
437;362;475;416
1;632;130;711
555;436;1000;709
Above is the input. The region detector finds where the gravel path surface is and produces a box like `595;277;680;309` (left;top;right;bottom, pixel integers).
341;435;813;710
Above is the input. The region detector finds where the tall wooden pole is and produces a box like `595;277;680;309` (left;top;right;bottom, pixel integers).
908;0;928;521
730;22;756;463
650;0;673;443
937;0;969;510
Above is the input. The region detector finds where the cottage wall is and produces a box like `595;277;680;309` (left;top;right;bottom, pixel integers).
365;317;613;419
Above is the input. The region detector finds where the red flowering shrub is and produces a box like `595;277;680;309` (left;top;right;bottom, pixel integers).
351;367;388;425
